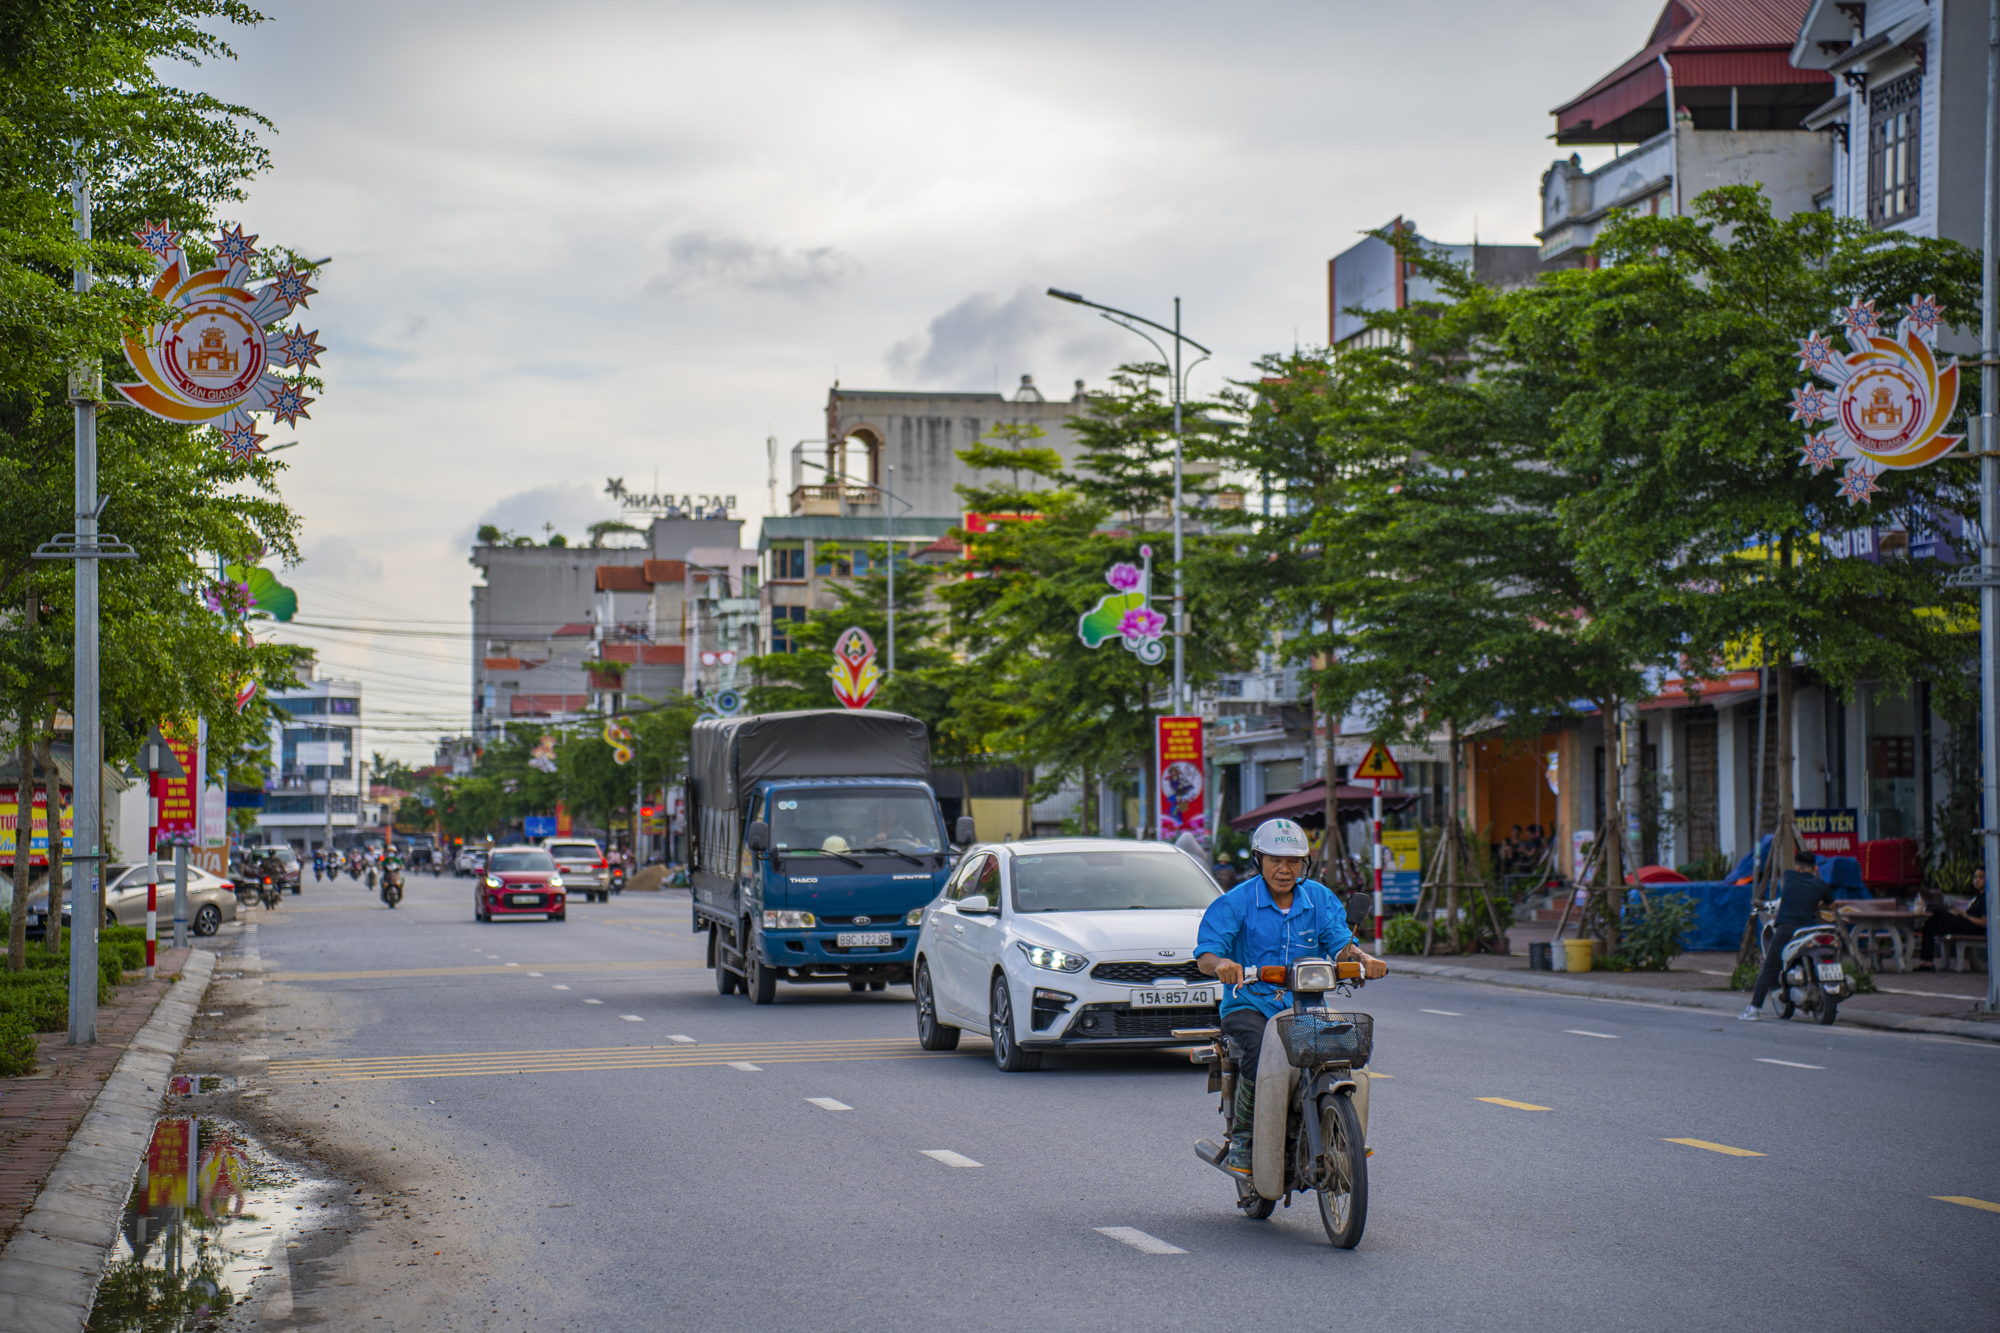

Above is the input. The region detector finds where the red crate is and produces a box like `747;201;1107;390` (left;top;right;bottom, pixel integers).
1856;837;1921;887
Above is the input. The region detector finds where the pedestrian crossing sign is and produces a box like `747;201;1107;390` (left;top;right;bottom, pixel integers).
1354;741;1403;782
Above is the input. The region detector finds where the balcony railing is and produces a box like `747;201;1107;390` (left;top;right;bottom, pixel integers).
789;483;880;515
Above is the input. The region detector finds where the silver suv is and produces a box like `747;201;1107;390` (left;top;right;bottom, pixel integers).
541;839;608;902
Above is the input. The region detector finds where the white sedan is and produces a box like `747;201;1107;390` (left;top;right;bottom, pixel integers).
913;837;1223;1071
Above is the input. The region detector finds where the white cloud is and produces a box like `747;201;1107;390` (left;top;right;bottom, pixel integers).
643;232;861;298
300;534;383;582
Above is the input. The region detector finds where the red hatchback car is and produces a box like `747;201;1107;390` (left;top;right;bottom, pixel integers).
475;848;567;922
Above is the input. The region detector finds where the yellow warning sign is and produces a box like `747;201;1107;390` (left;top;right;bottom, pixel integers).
1353;741;1403;782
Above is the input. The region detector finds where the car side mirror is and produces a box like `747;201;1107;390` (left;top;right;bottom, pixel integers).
955;816;977;845
958;893;993;915
745;820;770;853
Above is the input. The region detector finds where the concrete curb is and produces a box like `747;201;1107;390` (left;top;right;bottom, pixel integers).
0;949;216;1333
1389;956;2000;1043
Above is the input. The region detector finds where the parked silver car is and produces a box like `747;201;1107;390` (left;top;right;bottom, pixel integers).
18;862;239;938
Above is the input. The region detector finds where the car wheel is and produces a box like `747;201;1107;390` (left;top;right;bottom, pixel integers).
915;961;960;1051
193;904;222;937
989;974;1041;1072
849;980;868;993
105;909;119;928
551;911;566;922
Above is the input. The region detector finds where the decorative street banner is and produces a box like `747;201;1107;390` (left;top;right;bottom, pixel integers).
603;718;634;765
1793;295;1961;505
529;734;559;774
0;789;74;864
1794;807;1860;858
1079;546;1166;664
1155;715;1205;838
828;627;882;709
217;563;299;622
157;734;200;844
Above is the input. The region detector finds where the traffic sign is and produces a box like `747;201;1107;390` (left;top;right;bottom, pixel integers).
1353;741;1404;782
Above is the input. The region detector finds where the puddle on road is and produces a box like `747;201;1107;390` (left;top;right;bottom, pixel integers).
87;1104;339;1332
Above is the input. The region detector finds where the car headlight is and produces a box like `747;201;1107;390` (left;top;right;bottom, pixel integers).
905;908;924;926
549;875;564;888
1019;943;1088;973
484;876;502;889
763;910;816;929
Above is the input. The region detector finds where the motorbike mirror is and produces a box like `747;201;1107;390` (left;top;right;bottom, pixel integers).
745;820;770;853
955;815;977;845
1257;964;1290;985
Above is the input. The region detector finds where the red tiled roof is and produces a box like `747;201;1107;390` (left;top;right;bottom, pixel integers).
587;668;624;689
482;657;521;670
596;565;650;592
511;693;588;716
641;645;684;665
600;643;639;663
643;559;686;584
552;623;595;638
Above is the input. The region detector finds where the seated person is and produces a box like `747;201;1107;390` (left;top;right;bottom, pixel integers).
1917;867;1989;970
1499;825;1526;875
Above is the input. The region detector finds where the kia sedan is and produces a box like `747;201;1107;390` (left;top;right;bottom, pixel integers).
913;838;1222;1071
21;862;239;938
475;848;566;922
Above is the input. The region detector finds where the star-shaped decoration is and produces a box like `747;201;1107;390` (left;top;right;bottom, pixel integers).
1788;385;1833;423
1904;294;1944;336
1838;299;1880;341
1800;433;1842;474
1797;331;1837;374
276;325;325;368
215;420;267;460
132;220;180;260
215;224;260;268
1837;464;1880;506
267;267;317;311
268;381;314;426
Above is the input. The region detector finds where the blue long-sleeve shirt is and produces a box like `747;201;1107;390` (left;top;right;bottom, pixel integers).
1196;874;1356;1019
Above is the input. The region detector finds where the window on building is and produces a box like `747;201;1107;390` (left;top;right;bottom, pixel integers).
329;697;357;714
814;544;852;578
771;606;807;653
1868;74;1921;228
769;544;806;581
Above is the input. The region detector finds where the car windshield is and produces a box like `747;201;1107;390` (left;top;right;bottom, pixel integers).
769;788;942;857
490;851;555;873
1010;849;1221;912
546;843;599;860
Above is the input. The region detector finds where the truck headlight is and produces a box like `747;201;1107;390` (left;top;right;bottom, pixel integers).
763;910;816;929
1019;943;1087;973
905;908;924;926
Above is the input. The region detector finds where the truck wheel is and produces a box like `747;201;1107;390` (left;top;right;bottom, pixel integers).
747;949;778;1005
915;961;959;1051
849;980;868;993
715;959;740;995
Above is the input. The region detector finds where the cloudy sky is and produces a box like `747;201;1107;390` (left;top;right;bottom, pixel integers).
195;0;1661;761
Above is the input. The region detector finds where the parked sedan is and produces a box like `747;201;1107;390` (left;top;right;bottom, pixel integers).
913;837;1222;1071
474;848;566;922
20;862;239;938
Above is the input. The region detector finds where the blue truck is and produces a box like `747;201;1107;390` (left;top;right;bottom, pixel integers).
688;708;973;1004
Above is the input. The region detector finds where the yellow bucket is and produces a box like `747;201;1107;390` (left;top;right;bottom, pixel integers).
1562;938;1594;973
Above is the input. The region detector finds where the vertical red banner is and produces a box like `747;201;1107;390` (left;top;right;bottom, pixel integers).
1155;715;1205;839
555;801;572;837
157;736;199;844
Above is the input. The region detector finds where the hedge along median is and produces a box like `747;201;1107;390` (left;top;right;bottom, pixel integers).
0;919;153;1077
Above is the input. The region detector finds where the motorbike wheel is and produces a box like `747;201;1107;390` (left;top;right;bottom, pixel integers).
988;975;1042;1072
1237;1192;1276;1221
1772;986;1796;1020
1315;1092;1369;1249
1814;991;1839;1026
914;961;960;1051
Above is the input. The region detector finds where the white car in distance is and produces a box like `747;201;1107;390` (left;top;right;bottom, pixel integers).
913;837;1222;1071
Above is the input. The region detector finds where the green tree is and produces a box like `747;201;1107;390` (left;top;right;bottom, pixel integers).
745;546;947;721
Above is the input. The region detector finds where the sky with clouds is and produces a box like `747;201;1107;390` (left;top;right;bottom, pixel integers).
195;0;1662;761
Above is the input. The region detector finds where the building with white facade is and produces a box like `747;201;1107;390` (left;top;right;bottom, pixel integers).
256;668;363;853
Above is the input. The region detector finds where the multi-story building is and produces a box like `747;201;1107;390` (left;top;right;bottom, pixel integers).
1328;221;1538;348
256;667;363;853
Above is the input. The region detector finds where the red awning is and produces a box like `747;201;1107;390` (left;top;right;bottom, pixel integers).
1230;778;1421;831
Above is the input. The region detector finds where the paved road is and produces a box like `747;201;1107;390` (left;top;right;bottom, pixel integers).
208;871;2000;1331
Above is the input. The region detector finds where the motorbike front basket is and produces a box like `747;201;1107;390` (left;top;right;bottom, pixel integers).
1275;1011;1372;1070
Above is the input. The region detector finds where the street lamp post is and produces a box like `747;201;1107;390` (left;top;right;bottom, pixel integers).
1046;289;1210;715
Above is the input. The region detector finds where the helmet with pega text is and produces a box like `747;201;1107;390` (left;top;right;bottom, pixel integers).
1249;818;1310;859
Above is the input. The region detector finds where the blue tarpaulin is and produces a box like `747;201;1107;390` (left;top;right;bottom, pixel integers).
1629;881;1751;952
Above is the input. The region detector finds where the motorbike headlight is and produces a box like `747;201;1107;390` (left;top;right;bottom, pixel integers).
905;908;924;926
763;910;816;929
1291;960;1336;993
1019;943;1088;973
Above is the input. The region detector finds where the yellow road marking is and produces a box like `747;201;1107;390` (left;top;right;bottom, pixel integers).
1364;1071;1392;1079
267;959;701;982
1664;1138;1766;1157
1933;1195;2000;1213
1476;1097;1549;1111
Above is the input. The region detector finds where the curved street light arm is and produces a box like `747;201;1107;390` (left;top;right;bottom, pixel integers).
1049;288;1212;356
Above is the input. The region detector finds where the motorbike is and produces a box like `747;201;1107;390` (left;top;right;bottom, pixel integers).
257;871;282;910
1186;957;1374;1248
365;862;378;890
1759;901;1849;1025
326;855;340;883
609;863;627;894
380;863;403;908
312;853;324;883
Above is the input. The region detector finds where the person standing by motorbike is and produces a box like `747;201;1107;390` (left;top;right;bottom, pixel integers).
1196;818;1387;1175
1741;847;1837;1020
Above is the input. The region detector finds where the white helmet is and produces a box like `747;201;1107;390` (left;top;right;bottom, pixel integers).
1249;818;1310;859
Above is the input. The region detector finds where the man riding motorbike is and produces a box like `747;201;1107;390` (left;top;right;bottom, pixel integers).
1196;818;1387;1176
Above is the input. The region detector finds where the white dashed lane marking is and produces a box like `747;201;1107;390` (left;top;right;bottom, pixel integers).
1095;1227;1186;1255
666;1035;696;1044
921;1150;982;1168
1755;1058;1825;1069
527;972;543;977
1566;1030;1619;1039
551;985;570;991
583;999;604;1005
1420;1009;1463;1017
806;1097;852;1111
620;1015;644;1022
728;1062;763;1072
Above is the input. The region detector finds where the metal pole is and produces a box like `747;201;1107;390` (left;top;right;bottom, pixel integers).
1981;0;2000;1014
173;842;188;950
1172;297;1185;716
1372;777;1384;948
886;464;895;676
145;745;159;980
68;157;99;1044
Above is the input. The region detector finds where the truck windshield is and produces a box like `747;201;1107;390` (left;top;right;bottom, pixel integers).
1011;849;1220;912
770;789;941;857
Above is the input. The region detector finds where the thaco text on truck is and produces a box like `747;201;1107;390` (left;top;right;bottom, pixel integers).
687;708;973;1005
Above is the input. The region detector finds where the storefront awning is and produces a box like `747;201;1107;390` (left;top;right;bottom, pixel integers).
1231;778;1421;831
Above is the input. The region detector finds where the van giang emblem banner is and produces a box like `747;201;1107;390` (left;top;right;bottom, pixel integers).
1791;295;1960;506
116;222;326;460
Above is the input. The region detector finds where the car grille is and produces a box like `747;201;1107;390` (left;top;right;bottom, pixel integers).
1090;960;1206;985
1065;1003;1217;1039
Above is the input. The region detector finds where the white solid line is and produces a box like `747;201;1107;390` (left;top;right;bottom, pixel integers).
620;1015;644;1022
921;1150;983;1168
806;1097;852;1111
666;1035;697;1044
1095;1226;1187;1255
551;985;570;990
1755;1057;1826;1069
728;1062;762;1072
583;999;604;1005
1420;1009;1463;1017
1566;1030;1620;1039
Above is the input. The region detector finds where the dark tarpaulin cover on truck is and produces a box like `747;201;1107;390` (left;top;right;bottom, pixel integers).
689;709;930;809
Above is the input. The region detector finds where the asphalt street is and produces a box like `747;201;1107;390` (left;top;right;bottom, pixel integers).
200;870;2000;1331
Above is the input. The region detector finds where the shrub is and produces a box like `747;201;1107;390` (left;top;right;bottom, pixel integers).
1843;959;1876;994
1382;913;1425;955
0;981;72;1032
1611;892;1697;971
0;1012;35;1076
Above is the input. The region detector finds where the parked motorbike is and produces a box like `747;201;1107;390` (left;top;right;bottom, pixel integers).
380;863;403;908
1759;901;1849;1025
1188;958;1375;1248
229;866;261;909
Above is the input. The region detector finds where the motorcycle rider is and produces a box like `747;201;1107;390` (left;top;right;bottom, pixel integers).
380;848;404;901
312;848;324;882
1196;818;1387;1176
1740;846;1836;1021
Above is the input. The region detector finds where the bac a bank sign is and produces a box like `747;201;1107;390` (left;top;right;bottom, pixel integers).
604;479;737;517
